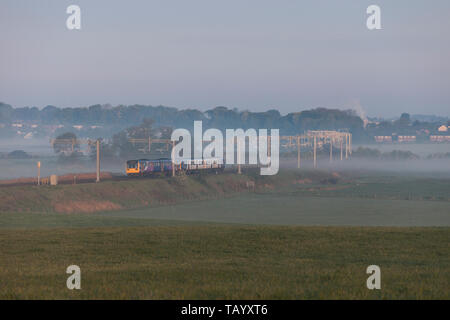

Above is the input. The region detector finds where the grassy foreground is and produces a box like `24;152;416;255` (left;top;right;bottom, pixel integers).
0;225;448;299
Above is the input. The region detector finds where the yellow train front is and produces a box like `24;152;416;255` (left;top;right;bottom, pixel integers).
126;158;224;176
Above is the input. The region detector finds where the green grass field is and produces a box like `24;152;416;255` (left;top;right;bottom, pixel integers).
102;194;450;226
0;225;448;299
0;170;449;299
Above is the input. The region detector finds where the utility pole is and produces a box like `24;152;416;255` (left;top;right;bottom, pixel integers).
329;139;333;163
96;140;100;183
313;136;317;169
297;136;301;169
349;134;352;156
37;161;41;185
340;139;343;161
345;134;349;159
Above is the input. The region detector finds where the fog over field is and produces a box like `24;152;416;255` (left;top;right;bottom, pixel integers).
0;158;122;180
282;159;450;178
1;140;450;180
354;143;450;157
0;138;53;154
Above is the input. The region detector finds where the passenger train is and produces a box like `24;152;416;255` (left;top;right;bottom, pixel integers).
126;158;224;176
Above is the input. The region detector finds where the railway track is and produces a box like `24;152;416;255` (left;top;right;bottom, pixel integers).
0;166;258;188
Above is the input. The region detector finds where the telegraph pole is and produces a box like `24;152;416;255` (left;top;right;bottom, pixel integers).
96;140;100;183
37;161;41;185
349;134;352;156
313;136;317;168
345;134;349;159
329;139;333;163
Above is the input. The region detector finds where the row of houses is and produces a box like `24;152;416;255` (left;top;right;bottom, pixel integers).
430;135;450;143
10;123;103;130
374;136;416;143
375;135;450;143
2;123;105;140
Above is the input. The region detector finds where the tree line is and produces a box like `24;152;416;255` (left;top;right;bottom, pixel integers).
1;102;364;138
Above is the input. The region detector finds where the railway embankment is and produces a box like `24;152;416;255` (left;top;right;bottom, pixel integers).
0;170;341;214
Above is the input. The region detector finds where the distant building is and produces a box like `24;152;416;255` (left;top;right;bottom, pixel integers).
438;125;448;132
374;136;392;143
398;136;416;143
430;135;450;142
416;129;430;135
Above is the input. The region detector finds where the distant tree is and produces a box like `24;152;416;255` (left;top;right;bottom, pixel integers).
126;118;155;139
352;147;382;159
5;101;439;144
53;132;79;155
89;138;116;161
109;119;175;159
381;150;419;161
0;124;14;138
0;103;13;123
7;150;31;159
156;126;173;139
398;113;411;127
111;130;136;159
57;150;84;164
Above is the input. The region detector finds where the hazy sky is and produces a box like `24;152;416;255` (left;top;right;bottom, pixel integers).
1;0;449;117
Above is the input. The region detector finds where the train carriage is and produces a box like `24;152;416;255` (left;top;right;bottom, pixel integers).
126;158;224;176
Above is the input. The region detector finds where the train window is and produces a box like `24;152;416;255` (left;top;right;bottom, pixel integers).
127;160;138;169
